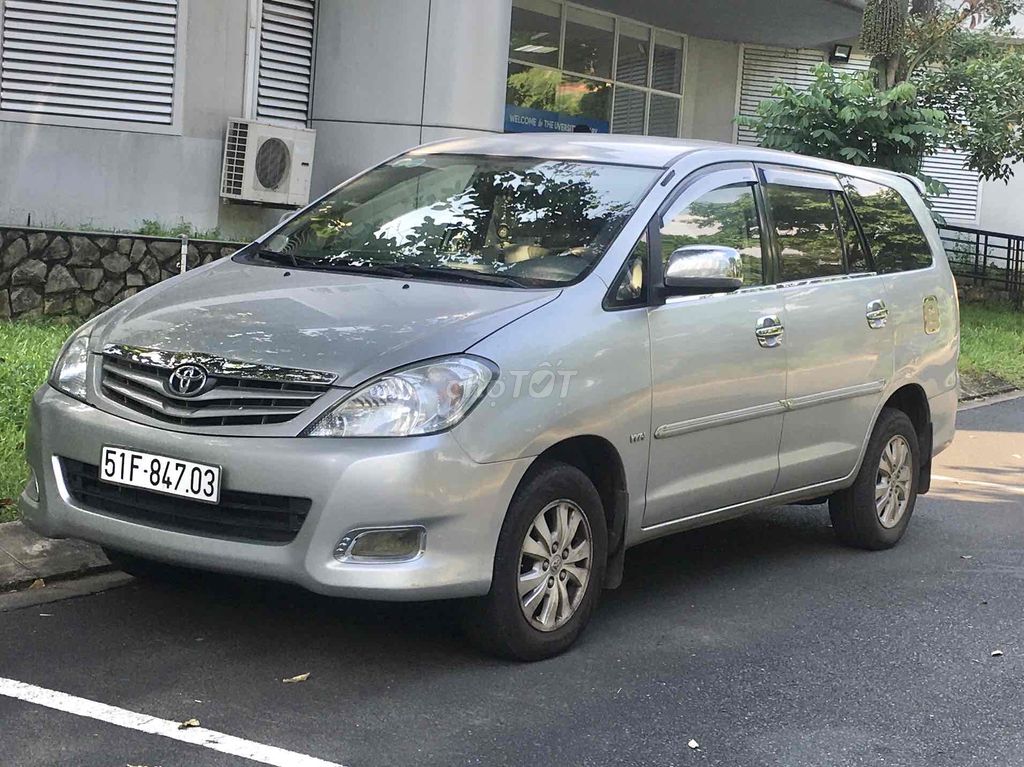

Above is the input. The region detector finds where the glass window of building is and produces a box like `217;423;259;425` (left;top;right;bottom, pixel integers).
508;0;562;68
506;1;685;138
559;74;612;127
616;21;650;86
612;85;646;135
651;30;684;94
648;93;680;138
564;6;615;79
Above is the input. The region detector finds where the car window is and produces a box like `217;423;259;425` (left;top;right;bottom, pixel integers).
659;183;764;287
836;193;870;273
258;153;659;288
764;184;844;281
607;233;648;308
841;176;933;273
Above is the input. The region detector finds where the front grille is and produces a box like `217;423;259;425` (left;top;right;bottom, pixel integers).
62;459;311;544
100;345;335;427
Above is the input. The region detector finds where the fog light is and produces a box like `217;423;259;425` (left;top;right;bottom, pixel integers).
334;527;425;563
24;469;40;502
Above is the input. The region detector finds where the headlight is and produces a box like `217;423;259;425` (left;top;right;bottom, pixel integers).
49;328;92;402
305;356;496;437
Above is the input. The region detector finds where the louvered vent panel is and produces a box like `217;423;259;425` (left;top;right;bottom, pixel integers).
922;149;980;224
738;45;980;222
0;0;179;123
737;45;825;146
257;0;315;125
221;121;249;196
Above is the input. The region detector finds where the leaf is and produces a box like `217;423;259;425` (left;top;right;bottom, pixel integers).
178;718;201;730
282;672;311;684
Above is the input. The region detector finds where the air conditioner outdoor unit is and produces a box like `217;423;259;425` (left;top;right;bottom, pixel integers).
220;119;316;208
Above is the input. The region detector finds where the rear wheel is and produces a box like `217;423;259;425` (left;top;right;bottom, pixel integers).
829;408;920;550
464;461;607;661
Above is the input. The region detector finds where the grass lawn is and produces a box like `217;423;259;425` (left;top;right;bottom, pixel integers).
0;302;1022;523
0;321;74;522
959;303;1024;390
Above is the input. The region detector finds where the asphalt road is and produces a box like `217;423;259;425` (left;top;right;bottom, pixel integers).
1;396;1022;767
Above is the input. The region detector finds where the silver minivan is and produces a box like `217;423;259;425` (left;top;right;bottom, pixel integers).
22;135;959;659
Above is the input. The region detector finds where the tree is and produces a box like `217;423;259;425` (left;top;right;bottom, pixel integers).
735;65;949;189
860;0;1024;180
740;1;1024;186
862;0;1020;88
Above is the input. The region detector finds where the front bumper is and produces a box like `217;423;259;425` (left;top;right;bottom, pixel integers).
20;385;531;600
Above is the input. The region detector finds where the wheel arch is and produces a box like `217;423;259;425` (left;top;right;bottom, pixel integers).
880;383;933;493
522;435;629;588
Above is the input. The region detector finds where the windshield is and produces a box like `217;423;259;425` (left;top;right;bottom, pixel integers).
255;153;658;288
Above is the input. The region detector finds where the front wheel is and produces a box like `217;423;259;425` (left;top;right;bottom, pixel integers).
464;461;607;661
829;408;920;550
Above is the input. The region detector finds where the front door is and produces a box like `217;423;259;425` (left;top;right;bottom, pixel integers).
643;166;788;529
759;166;894;492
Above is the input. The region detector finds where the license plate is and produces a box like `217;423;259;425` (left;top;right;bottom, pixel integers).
100;446;221;504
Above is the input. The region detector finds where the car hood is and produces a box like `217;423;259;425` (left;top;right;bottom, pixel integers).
93;259;560;387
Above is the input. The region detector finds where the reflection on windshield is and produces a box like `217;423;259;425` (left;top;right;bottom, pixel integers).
258;154;657;287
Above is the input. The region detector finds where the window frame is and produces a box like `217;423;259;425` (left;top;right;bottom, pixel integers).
605;162;932;312
648;162;773;304
757;164;880;285
602;232;651;311
839;174;937;275
507;0;686;138
833;189;875;273
0;0;189;136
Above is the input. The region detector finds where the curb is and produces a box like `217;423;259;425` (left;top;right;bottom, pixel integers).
958;388;1024;411
0;520;110;594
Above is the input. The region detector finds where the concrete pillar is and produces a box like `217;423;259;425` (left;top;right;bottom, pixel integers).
310;0;513;195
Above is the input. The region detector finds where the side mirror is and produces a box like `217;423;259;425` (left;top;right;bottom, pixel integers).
663;245;743;293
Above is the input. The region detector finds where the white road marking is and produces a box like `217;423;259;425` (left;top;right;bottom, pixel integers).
932;474;1024;496
0;677;344;767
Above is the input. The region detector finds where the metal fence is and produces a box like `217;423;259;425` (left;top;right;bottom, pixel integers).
939;224;1024;308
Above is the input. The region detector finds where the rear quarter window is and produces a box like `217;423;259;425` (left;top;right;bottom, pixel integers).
841;176;933;273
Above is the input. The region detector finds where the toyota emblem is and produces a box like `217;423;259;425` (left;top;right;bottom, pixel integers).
167;364;209;397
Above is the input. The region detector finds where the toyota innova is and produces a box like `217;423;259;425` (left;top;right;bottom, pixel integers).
22;135;959;659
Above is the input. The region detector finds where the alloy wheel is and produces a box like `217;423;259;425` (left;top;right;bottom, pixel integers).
518;499;593;632
876;435;913;529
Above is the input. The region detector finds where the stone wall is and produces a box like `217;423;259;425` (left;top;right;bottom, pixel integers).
0;227;246;321
957;281;1020;307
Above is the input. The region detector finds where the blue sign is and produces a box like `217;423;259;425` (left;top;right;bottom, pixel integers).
504;105;609;135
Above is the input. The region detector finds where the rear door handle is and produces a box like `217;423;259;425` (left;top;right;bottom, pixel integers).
866;299;889;329
755;315;785;348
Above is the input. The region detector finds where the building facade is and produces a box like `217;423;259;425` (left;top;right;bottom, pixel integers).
0;0;1016;238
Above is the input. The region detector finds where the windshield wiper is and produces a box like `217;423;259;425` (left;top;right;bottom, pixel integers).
256;249;528;287
382;263;527;288
256;248;301;267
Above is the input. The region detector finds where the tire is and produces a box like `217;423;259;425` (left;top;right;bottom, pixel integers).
829;408;920;550
463;461;608;661
101;547;193;584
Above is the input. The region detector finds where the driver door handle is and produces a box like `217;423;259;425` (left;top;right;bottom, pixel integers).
755;315;785;348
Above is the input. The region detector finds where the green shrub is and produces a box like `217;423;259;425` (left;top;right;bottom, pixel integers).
736;63;949;192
